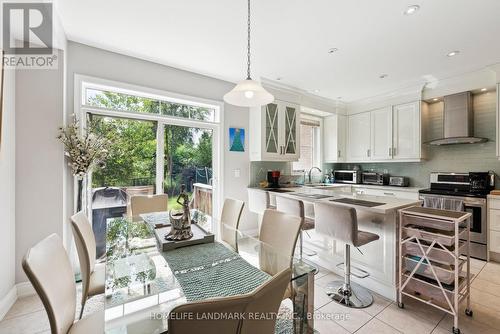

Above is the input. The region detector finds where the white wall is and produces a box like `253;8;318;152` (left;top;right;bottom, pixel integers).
15;49;66;283
65;42;254;230
0;68;17;317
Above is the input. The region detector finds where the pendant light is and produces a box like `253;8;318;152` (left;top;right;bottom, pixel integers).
223;0;274;107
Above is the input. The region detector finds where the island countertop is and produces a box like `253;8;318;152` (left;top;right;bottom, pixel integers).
248;186;422;214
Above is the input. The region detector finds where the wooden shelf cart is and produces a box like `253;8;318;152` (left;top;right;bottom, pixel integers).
398;206;473;334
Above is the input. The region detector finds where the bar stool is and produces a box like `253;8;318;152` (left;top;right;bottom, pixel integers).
314;202;380;308
247;188;272;232
275;195;317;259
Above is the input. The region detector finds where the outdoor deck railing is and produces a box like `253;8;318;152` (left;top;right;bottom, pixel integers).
192;183;212;215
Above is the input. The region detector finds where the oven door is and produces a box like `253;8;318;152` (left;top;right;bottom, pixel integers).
463;198;487;244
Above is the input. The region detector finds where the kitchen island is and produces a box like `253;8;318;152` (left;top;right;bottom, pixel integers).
248;186;422;300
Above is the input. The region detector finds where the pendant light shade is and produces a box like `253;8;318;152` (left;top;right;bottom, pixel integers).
223;79;274;107
224;0;274;107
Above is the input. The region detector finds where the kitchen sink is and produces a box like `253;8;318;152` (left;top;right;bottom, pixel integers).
293;193;333;200
266;188;295;193
330;198;385;207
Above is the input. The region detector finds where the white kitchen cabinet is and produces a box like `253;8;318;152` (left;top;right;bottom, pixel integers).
343;101;422;163
249;100;300;161
488;196;500;258
353;186;420;200
393;101;421;160
347;112;371;161
370;107;393;160
324;114;346;162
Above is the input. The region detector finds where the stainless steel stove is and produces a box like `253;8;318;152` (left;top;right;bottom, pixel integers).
419;172;494;260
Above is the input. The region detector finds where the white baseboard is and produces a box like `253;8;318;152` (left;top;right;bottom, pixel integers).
0;286;17;321
16;281;35;298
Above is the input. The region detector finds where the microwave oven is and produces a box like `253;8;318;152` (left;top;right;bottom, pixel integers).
333;170;361;184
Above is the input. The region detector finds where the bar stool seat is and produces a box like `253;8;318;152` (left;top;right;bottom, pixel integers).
314;201;379;309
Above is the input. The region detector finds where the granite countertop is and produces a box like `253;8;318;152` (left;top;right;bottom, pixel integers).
249;186;421;214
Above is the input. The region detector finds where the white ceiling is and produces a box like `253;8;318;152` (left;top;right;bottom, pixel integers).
56;0;500;102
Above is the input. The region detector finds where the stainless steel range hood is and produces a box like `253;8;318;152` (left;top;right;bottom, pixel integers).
427;91;488;146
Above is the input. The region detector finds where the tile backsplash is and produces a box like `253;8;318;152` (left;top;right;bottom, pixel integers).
326;91;500;188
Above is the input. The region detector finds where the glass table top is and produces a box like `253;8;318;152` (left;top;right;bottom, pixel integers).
104;210;316;334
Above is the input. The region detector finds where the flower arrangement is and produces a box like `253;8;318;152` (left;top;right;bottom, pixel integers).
58;115;110;179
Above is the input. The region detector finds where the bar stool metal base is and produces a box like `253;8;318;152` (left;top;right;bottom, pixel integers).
325;280;374;308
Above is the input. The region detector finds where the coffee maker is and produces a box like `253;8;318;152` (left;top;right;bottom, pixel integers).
267;170;281;188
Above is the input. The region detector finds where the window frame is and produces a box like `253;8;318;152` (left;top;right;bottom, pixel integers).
292;114;323;175
74;74;224;233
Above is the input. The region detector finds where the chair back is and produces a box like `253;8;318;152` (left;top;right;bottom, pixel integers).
247;189;269;215
168;268;291;334
275;196;304;220
220;198;245;251
240;268;292;334
70;211;96;305
22;234;76;334
314;202;358;244
259;209;301;276
130;194;168;216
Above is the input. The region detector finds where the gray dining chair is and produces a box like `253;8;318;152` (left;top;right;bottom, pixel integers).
22;234;104;334
168;268;291;334
220;198;245;252
70;211;105;319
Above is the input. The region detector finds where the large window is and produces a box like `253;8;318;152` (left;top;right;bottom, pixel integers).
292;118;321;173
76;76;222;257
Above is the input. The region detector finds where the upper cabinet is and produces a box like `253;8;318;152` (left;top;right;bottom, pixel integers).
370;107;393;161
347;112;371;161
250;100;300;161
392;102;421;160
344;101;422;162
324;114;346;162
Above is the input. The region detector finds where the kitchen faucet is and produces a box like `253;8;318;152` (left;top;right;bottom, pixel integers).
308;167;322;184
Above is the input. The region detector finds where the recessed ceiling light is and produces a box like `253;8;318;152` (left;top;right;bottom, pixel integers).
379;74;388;79
313;89;320;93
481;88;487;92
404;5;420;15
328;48;339;54
433;98;439;101
447;50;460;57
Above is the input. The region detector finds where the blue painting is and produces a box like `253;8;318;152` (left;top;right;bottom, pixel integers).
229;128;245;152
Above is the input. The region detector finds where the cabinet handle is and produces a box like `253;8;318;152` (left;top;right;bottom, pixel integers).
384;192;395;196
367;149;371;157
389;147;392;156
338;150;341;158
393;147;397;156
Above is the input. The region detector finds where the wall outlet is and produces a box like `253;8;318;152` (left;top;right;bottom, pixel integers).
233;169;241;178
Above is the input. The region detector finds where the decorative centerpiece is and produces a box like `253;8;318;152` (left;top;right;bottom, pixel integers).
166;184;193;241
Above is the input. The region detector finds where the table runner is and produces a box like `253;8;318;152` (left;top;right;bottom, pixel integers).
161;242;293;333
161;242;270;301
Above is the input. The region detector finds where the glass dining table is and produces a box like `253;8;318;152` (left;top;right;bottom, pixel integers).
104;210;316;334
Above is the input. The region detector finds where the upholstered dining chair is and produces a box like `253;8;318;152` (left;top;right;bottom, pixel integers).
130;194;169;216
22;234;104;334
168;268;291;334
70;211;105;319
258;209;302;277
220;198;245;252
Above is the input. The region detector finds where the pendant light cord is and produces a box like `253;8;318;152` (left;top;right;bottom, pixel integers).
246;0;251;80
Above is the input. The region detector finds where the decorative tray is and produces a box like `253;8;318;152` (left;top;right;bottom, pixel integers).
153;223;214;251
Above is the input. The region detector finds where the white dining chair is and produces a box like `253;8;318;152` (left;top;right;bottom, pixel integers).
22;234;104;334
168;268;291;334
130;194;168;216
220;198;245;252
70;211;105;319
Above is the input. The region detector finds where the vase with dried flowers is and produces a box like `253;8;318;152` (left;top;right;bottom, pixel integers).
58;115;110;212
